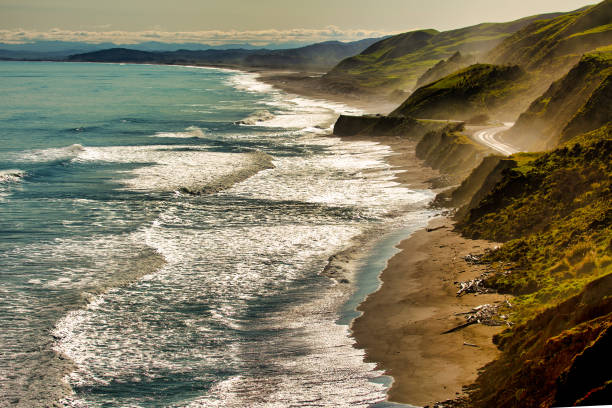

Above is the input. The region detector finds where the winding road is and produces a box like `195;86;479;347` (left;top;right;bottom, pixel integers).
471;122;521;156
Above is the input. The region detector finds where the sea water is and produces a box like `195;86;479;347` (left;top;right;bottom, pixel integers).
0;61;433;407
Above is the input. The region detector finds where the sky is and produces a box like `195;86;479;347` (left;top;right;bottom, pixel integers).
0;0;598;45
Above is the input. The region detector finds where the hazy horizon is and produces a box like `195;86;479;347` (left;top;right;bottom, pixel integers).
0;0;597;46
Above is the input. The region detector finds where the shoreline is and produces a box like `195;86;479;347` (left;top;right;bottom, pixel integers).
248;69;508;406
352;216;508;406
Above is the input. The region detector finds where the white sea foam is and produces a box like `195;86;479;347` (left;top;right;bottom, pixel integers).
16;144;85;163
153;125;207;138
18;143;273;193
234;110;276;126
226;72;276;94
226;136;433;218
0;169;26;183
228;71;363;132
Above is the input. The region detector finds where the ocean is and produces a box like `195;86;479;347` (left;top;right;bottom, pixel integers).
0;61;434;407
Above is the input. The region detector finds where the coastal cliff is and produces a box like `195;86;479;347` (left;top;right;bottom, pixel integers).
455;135;612;407
332;114;439;139
504;50;612;150
414;123;494;184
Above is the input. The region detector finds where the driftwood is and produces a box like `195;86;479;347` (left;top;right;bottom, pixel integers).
463;253;484;264
455;278;491;296
426;225;446;232
443;303;510;334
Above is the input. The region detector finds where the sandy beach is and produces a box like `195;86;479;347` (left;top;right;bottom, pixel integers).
351;216;508;406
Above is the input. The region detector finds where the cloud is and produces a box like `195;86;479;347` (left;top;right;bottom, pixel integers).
0;26;399;45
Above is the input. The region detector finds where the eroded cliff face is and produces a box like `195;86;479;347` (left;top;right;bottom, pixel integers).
504;51;612;150
433;155;517;220
414;123;494;184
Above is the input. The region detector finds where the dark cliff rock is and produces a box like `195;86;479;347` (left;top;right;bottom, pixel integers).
414;123;494;184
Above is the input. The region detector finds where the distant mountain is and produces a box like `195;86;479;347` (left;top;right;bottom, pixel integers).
0;40;325;61
319;11;565;96
66;37;385;71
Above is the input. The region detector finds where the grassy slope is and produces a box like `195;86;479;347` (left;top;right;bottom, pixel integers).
489;0;612;77
320;13;563;94
414;51;476;89
505;49;612;149
391;64;528;120
455;125;612;407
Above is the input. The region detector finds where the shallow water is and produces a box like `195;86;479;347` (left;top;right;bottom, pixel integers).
0;61;433;407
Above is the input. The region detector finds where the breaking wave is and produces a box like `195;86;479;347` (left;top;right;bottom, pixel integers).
0;169;26;183
234;110;276;126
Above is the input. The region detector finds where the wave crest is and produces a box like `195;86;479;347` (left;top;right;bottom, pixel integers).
234;110;276;126
180;150;274;195
153;126;206;138
0;169;26;183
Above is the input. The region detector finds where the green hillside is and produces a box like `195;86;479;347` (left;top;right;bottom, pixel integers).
488;0;612;77
320;12;563;95
391;64;528;120
455;127;612;407
414;51;476;89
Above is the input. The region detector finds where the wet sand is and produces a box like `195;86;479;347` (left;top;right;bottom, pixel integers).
351;216;508;406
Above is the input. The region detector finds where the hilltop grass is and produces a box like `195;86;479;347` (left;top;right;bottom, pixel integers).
568;22;612;38
489;0;612;75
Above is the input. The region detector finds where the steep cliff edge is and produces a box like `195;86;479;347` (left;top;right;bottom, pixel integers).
332;115;433;139
415;123;495;184
434;155;517;220
504;50;612;150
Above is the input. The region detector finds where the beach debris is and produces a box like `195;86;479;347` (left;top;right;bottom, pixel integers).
455;277;491;296
463;342;479;347
461;304;505;326
443;304;506;334
426;225;446;232
463;253;484;264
